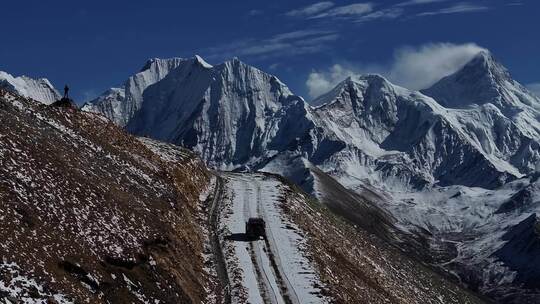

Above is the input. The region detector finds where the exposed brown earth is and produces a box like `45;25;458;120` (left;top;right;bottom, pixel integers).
0;89;217;303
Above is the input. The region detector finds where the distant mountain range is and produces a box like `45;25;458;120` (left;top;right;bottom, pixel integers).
4;50;540;303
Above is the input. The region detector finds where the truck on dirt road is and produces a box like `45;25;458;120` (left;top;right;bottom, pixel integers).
246;217;266;239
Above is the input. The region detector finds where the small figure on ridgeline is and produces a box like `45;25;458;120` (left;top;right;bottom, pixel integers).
51;84;76;108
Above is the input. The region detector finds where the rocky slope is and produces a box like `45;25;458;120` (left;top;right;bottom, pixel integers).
0;89;217;303
0;71;61;104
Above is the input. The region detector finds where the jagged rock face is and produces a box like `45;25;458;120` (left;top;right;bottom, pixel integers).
82;58;187;126
0;71;61;104
311;75;517;190
422;51;540;174
127;58;315;169
422;52;540;112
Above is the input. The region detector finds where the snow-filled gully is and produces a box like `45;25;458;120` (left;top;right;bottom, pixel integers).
216;172;324;304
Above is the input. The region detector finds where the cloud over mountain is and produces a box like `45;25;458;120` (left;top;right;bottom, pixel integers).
306;42;486;98
527;82;540;97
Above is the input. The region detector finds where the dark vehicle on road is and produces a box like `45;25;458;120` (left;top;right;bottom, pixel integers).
246;217;266;239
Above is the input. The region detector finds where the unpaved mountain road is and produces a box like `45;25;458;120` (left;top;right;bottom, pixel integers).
244;177;300;304
208;175;231;304
213;172;325;304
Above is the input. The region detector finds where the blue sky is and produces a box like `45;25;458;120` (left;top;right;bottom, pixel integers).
0;0;538;102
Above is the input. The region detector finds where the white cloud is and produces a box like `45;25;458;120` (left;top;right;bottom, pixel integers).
417;3;490;16
395;0;448;7
203;30;340;61
271;30;335;41
285;2;335;17
248;9;263;16
311;3;374;19
306;65;360;98
356;8;404;22
286;2;374;19
305;42;486;98
526;83;540;97
388;43;487;89
287;2;409;23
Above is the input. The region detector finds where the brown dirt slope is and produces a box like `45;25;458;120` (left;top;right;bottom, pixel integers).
271;174;487;304
0;89;215;303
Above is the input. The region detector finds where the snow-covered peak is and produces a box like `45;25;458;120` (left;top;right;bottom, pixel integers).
124;56;311;169
421;51;538;110
0;71;61;104
82;57;188;126
421;50;540;144
214;57;294;98
194;55;213;68
311;74;396;107
140;57;184;72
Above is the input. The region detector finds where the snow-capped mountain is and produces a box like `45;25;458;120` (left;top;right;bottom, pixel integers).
423;51;540;111
83;52;540;302
0;71;60;104
81;57;188;126
311;74;524;190
1;87;485;303
126;57;315;170
308;53;540;302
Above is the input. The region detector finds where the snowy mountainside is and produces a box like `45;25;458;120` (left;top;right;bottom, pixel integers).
81;52;540;302
308;53;540;302
0;71;61;104
311;75;521;190
422;51;540;112
422;51;540;169
126;57;316;170
95;54;540;190
82;57;189;126
383;176;540;302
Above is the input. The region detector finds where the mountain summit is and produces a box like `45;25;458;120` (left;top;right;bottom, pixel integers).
82;57;188;126
0;71;61;104
127;56;311;169
423;51;540;111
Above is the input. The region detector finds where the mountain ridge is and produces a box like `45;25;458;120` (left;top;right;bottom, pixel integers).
77;52;540;302
0;70;61;104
